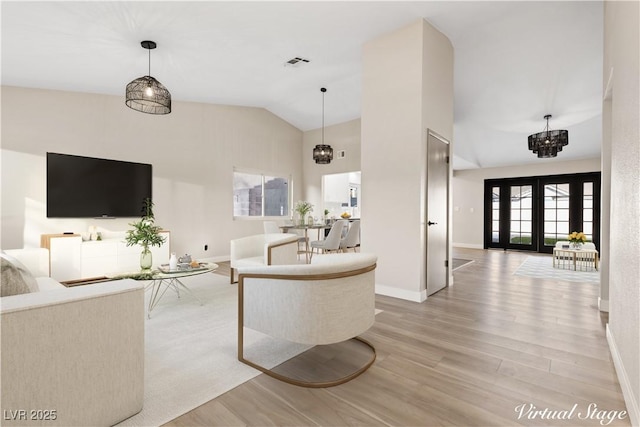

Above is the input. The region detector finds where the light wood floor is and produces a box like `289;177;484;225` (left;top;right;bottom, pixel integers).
165;248;629;426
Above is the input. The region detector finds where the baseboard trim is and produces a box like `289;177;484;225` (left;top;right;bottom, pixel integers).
606;324;639;426
598;297;609;312
453;243;484;249
375;284;426;302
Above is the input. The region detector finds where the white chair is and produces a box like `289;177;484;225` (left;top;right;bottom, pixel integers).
263;221;281;234
310;220;347;260
340;220;360;252
237;252;377;387
229;233;299;283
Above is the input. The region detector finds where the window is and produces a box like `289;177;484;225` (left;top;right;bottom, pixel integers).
233;170;289;217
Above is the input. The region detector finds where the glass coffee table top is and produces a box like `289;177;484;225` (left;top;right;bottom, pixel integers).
108;263;218;318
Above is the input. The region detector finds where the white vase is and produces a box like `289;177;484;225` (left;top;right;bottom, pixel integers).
169;253;178;270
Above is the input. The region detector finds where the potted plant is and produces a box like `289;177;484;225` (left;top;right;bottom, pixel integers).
125;198;166;270
294;200;314;226
568;231;587;249
324;209;330;224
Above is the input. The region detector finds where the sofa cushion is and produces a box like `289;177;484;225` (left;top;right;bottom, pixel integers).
1;257;32;296
234;256;265;268
1;253;40;294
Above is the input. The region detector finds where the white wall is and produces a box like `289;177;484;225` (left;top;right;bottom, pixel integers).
1;86;303;262
452;158;601;248
302;118;361;216
361;19;453;302
603;1;640;424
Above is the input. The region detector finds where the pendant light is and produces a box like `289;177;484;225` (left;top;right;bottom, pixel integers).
313;87;333;164
125;40;171;115
527;114;568;158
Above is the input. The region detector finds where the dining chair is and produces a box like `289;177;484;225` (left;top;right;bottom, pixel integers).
340;220;360;252
310;220;347;260
263;221;281;234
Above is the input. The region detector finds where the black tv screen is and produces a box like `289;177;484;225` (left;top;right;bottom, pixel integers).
47;152;152;218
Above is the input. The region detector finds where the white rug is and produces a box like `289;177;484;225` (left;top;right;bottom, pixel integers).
514;255;600;284
116;272;310;427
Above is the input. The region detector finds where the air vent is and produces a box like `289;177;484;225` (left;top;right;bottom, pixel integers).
284;57;311;67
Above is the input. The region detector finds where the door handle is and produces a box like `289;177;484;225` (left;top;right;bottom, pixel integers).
427;221;437;226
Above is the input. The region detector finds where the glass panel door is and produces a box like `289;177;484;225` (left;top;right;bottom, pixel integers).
543;183;570;247
491;187;500;243
509;185;533;246
583;182;594;242
484;172;599;253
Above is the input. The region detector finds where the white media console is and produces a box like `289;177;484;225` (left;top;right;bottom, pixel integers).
41;232;171;282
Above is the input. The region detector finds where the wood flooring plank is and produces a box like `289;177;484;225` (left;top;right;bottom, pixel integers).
252;375;389;426
166;248;631;427
163;400;245;427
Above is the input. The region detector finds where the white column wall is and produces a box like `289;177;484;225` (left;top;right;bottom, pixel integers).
603;1;640;425
361;19;453;301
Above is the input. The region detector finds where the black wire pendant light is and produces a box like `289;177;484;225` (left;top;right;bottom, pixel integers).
126;41;171;115
313;87;333;164
527;114;568;158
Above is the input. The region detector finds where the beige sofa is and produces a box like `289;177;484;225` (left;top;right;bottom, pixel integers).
229;233;299;283
237;252;377;387
1;249;145;426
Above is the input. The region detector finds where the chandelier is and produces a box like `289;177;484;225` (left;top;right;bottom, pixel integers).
527;114;568;158
313;87;333;164
125;41;171;115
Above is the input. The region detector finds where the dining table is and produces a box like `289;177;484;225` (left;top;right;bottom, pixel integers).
279;223;332;263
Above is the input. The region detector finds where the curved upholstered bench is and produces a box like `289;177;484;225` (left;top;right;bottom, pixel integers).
237;252;377;387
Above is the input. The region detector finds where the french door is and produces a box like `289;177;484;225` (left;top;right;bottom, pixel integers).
484;172;600;254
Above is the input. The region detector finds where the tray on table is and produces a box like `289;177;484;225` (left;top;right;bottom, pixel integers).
158;263;210;274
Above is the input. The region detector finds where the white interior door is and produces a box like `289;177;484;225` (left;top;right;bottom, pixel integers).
426;131;449;296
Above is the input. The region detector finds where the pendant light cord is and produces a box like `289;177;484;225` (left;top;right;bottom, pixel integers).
321;87;327;145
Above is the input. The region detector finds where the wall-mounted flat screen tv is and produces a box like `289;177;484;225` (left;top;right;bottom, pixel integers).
47;152;152;218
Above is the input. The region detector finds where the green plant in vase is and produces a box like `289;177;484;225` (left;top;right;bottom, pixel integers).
125;198;166;271
294;200;314;226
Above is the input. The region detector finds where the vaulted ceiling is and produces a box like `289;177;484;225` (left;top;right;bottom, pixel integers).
1;1;603;169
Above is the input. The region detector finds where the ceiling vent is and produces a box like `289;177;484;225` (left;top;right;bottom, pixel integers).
284;57;310;67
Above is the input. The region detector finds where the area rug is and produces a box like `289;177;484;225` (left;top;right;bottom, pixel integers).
514;255;600;284
116;273;310;427
452;258;474;271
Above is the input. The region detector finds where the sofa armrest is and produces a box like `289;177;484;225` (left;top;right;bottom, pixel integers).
264;235;299;266
1;279;144;426
3;248;50;277
230;235;264;266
